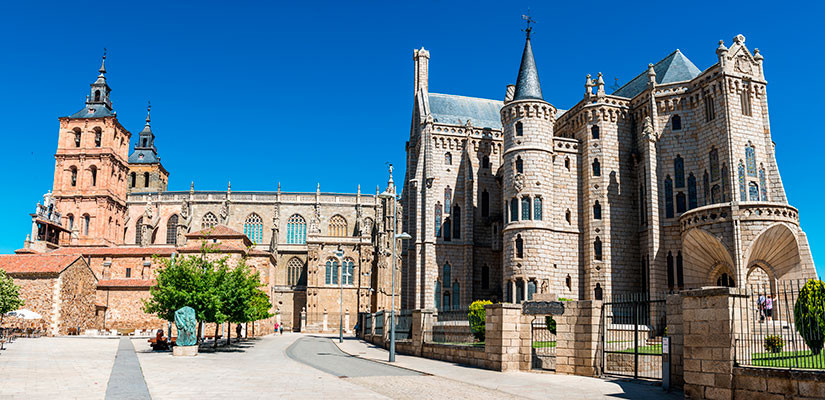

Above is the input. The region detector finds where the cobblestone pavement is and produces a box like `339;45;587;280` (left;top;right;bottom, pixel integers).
0;337;119;399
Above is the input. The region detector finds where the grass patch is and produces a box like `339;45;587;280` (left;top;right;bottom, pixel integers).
618;344;662;354
533;341;556;349
751;350;825;369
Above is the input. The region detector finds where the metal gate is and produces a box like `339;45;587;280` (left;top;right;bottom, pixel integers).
603;294;666;380
531;317;556;371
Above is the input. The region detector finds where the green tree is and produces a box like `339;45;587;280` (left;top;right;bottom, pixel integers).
794;279;825;355
468;300;493;342
0;269;24;327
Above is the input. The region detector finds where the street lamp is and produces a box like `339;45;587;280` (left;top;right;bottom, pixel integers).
379;187;410;362
334;248;344;343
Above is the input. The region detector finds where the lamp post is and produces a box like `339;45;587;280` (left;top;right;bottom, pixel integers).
379;187;410;362
334;248;344;343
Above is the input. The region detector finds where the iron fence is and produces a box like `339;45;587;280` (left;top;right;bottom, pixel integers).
364;313;373;334
394;310;413;340
435;308;471;322
374;311;384;336
531;317;556;371
734;280;825;370
603;292;667;380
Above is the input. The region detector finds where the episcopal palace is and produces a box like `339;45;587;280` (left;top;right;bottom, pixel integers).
0;31;817;336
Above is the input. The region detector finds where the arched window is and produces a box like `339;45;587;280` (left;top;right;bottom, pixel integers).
443;263;451;290
533;196;542;220
515;156;523;173
510;198;518;222
592;158;601;177
70;167;78;187
452;282;460;309
453;205;461;239
667;251;675;289
591;125;600;139
594;237;602;260
674;155;685;188
709;148;720;182
67;214;74;231
672;115;682;131
287;257;303;286
664;176;674;218
166;215;179;245
748;182;760;201
244;213;263;243
566;275;572;291
521;197;530;220
444;187;451;211
287;214;306;244
144;172;150;188
594;283;603;300
741;89;752;116
738;161;747;201
202;212;218;229
515;234;524;258
481;265;490;290
704;94;715;122
745;144;757;176
717;273;735;287
130;172;136;188
434;203;442;238
711;184;721;204
73;129;82;148
676;251;684;289
135;217;143;244
565;209;571;225
325;259;339;285
435;280;441;310
94;128;102;147
94;90;101;102
564;157;570;171
676;192;686;213
329;215;347;237
515;121;523;136
481;190;489;217
482;155;490;169
721;166;729;202
703;170;710;206
343;258;354;285
445;152;452;165
90;166;97;187
687;173;697;209
83;214;91;236
593;200;602;220
759;168;768;201
443;217;451;241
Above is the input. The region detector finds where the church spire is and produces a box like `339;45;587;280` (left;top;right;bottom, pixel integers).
513;15;543;101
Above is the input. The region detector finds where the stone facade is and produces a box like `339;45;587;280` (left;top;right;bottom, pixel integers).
402;33;817;310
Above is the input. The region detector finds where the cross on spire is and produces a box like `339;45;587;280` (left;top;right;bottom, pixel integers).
522;11;535;39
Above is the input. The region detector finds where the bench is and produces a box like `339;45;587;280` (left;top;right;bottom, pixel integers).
148;337;177;350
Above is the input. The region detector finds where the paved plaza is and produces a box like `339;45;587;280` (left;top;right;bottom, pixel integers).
0;334;679;399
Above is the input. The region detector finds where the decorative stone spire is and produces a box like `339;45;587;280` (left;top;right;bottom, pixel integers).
647;63;656;86
513;31;543;101
596;72;605;97
585;74;593;98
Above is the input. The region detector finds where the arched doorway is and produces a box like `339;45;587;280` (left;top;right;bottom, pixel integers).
682;228;736;289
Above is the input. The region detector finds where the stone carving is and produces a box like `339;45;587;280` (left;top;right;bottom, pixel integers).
514;173;525;192
541;280;549;293
219;200;229;222
174;306;197;346
180;201;190;219
642;116;658;142
309;204;321;234
734;55;752;75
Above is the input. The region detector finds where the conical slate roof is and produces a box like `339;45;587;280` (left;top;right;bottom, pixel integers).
513;37;543;101
612;50;702;98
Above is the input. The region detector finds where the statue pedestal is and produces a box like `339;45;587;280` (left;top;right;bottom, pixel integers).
173;345;198;357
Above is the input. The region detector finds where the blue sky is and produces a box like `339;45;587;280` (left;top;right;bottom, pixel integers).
0;1;822;276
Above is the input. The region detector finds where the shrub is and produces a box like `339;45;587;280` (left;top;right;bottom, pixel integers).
545;315;557;334
795;279;825;355
764;335;785;353
468;300;493;342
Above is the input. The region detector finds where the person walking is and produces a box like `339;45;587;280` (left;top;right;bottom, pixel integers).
274;322;280;335
757;293;766;322
765;294;774;321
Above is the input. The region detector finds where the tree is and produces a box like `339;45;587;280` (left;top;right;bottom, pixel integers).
468;300;492;342
794;279;825;355
219;258;272;345
0;269;24;327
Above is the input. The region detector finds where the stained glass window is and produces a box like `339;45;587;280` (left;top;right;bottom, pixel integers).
534;197;542;220
688;173;697;209
721;166;729;202
202;212;218;229
329;215;347;237
435;280;441;310
674;155;685;188
452;282;460;309
759;168;768;201
521;197;531;220
738;162;747;201
444;187;451;212
444;217;451;241
287;214;306;244
443;263;451;289
709;149;720;182
166;215;179;245
746;145;757;176
510;198;518;222
287;257;303;286
664;176;674;218
343;259;354;285
527;280;536;301
244;213;263;243
434;203;442;237
749;182;760;201
676;192;686;214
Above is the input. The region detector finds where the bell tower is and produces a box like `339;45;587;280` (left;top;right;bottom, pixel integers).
128;102;169;194
52;51;131;246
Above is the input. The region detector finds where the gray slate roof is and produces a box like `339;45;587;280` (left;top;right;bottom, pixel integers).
129;149;159;164
612;50;702;99
514;38;543;101
429;93;504;130
68;105;114;119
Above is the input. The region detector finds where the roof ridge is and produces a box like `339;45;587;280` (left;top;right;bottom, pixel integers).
429;92;503;103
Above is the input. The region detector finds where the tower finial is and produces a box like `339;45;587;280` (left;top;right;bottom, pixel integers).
146;101;151;124
99;48;107;75
521;10;535;39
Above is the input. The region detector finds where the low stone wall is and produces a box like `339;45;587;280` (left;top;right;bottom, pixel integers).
733;367;825;399
420;343;488;369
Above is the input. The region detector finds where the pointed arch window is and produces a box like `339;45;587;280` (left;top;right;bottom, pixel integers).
594;237;603;261
443;292;451;311
703;171;710;205
130;172;136;188
453;205;461;239
442;263;451;291
516;156;523;173
709;149;720;182
90;166;97;187
593;200;602;220
745;144;757;176
591;125;600;139
749;182;759;201
244;213;264;243
672;115;682;131
759;168;768;201
166;215;179;245
515;121;523;136
202;212;218;229
738;161;747;201
287;257;304;286
135;217;143;244
521;197;530;220
287;214;306;244
445;152;452;165
70;167;78;187
676;192;686;214
510;198;518;222
664;175;674;218
444;187;451;212
687;173;697;209
594;283;603;300
435;203;442;238
740;89;752;116
452;282;460;309
481;190;489;217
515;234;524;258
343;258;355;285
592;159;601;177
674;155;685;188
325;259;339;285
533;196;542;220
704;94;715;122
721;166;729;202
481;265;490;290
434;280;441;310
329;215;347;237
443;217;451;241
711;184;721;204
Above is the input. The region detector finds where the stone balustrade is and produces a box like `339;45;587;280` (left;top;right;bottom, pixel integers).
679;202;799;232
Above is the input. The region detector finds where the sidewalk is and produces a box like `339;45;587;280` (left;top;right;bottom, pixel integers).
332;335;682;400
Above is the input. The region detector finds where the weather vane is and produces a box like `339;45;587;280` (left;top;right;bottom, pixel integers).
522;10;535;39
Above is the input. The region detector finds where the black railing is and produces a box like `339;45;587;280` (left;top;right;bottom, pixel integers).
603;292;667;380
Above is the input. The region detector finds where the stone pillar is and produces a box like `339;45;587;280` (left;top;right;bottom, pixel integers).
345;309;350;333
411;309;433;356
554;300;603;377
300;307;306;332
666;293;684;388
510;280;516;303
322;309;328;332
484;303;525;371
682;288;743;399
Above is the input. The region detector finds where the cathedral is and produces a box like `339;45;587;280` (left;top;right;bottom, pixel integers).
400;31;817;310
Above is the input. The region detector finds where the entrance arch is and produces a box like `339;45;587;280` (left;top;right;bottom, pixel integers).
682;228;736;288
745;223;802;282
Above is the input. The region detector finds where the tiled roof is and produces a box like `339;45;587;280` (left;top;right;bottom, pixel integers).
0;254;83;275
51;246;176;256
128;149;160;164
186;225;248;239
14;248;40;254
612;50;702;99
429;93;504;130
68;105;114;119
97;278;156;288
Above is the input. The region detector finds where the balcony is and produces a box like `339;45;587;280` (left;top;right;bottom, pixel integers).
679;202;799;232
